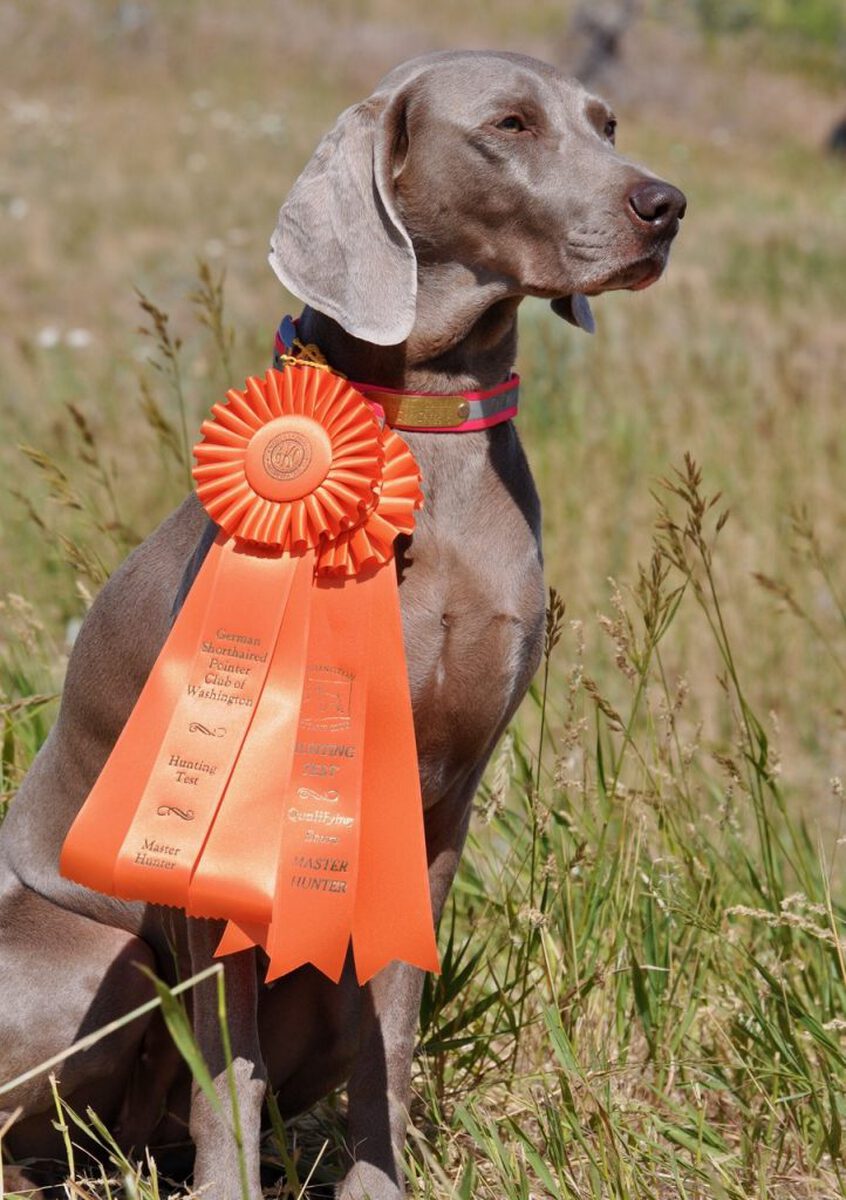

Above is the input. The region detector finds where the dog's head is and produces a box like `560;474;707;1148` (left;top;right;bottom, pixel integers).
270;50;686;345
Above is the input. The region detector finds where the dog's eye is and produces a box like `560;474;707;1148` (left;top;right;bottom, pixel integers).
496;115;526;133
604;118;617;143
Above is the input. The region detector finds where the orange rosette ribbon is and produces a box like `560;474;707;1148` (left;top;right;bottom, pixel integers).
60;363;440;985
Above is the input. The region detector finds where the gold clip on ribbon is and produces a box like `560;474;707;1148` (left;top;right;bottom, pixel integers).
60;363;439;985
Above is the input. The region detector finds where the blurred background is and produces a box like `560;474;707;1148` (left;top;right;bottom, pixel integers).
1;0;845;820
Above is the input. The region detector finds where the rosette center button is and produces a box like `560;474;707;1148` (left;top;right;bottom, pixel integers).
245;415;333;502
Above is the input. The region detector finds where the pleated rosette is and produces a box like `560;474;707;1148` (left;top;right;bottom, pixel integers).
192;364;422;562
316;427;422;577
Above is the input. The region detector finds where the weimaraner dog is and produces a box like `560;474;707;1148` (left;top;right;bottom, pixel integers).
0;50;684;1199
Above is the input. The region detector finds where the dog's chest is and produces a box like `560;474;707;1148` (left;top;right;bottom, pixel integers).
397;428;545;800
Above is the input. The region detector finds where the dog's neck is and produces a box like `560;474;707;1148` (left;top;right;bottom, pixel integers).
298;267;522;393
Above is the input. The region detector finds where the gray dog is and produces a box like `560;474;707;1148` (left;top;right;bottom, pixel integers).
0;50;684;1199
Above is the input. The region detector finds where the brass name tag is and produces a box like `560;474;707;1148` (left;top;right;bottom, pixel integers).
368;393;471;429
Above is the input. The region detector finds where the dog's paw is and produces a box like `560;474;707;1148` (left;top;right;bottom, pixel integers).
336;1161;403;1200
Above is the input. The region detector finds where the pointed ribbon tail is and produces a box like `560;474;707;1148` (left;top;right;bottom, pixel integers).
216;919;268;958
261;575;371;983
351;562;440;983
216;562;439;986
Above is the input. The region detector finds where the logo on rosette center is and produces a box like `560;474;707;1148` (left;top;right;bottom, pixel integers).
241;412;335;506
263;432;312;482
192;365;421;555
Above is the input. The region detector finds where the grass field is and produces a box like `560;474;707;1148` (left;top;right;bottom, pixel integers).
2;2;846;1196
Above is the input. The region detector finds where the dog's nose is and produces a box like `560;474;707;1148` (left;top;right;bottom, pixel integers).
627;180;687;233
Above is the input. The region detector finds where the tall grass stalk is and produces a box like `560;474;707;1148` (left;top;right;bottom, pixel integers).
191;259;235;381
136;290;193;493
510;588;566;1072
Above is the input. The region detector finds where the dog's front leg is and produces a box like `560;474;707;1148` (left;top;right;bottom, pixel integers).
188;918;266;1200
338;960;425;1200
338;788;475;1200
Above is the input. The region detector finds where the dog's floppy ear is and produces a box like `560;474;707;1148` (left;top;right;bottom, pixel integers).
269;91;416;346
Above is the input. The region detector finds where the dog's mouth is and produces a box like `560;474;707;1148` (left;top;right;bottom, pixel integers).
552;250;670;332
593;249;670;294
628;267;663;291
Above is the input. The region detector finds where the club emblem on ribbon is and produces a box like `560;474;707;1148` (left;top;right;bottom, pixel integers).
60;363;440;984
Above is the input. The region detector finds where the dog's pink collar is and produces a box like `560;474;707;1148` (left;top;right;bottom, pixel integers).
274;317;519;433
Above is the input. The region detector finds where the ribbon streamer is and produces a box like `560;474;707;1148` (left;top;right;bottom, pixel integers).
60;363;439;984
